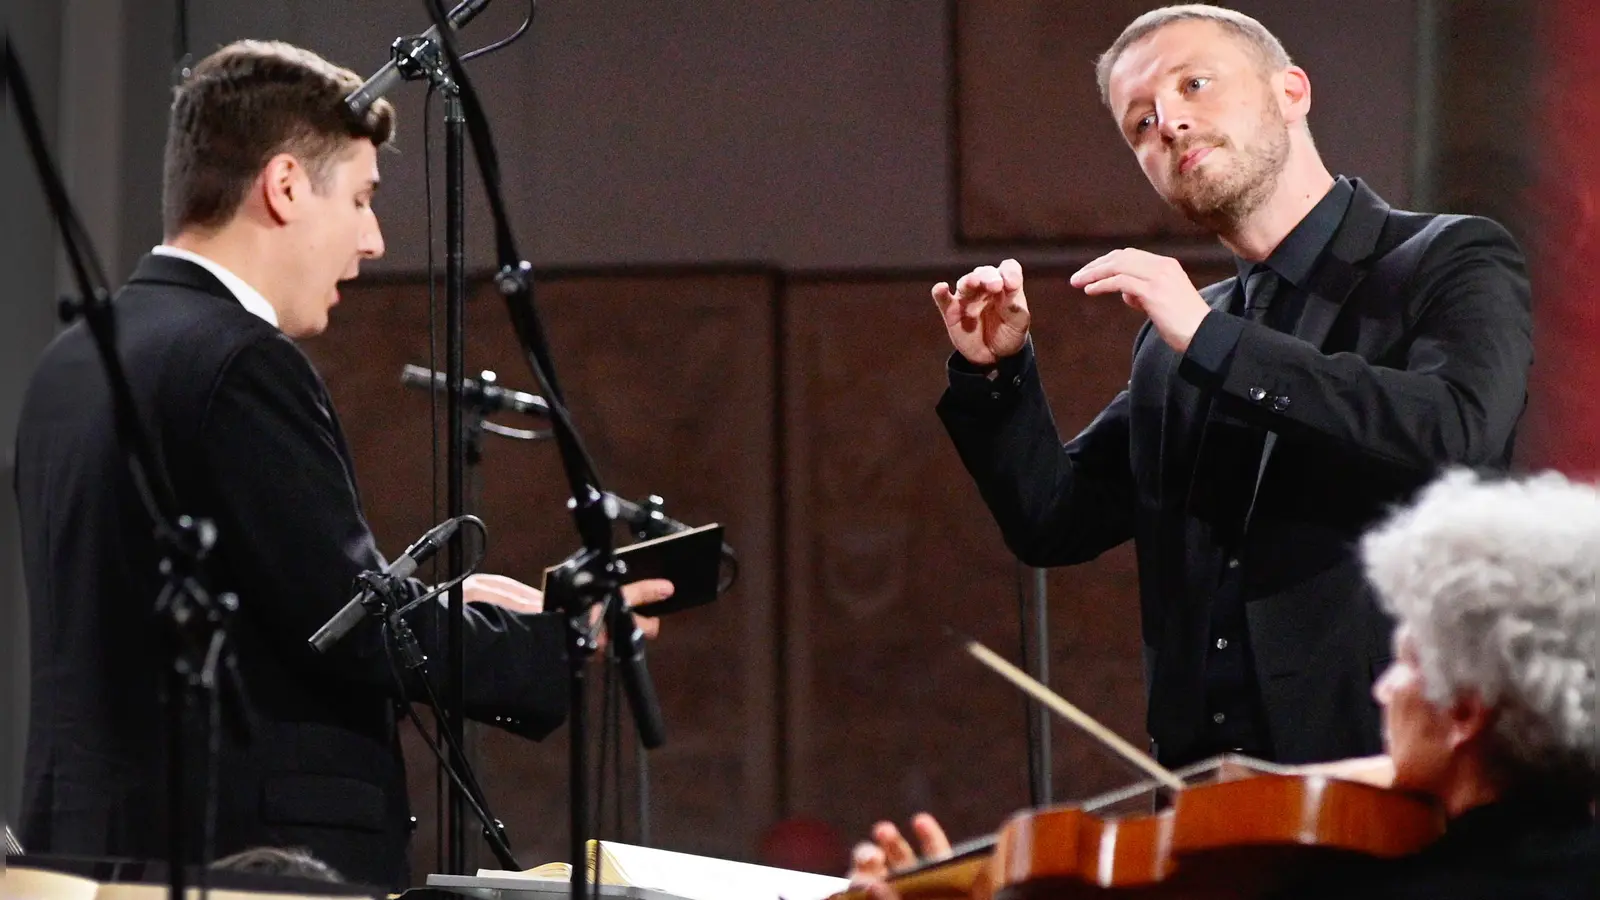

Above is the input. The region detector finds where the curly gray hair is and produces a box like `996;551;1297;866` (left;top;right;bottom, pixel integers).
1362;470;1599;785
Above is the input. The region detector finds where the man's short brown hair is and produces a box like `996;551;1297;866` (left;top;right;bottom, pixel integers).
1095;4;1292;109
162;40;395;236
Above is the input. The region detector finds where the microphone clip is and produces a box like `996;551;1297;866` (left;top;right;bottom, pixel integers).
390;32;454;91
353;569;430;667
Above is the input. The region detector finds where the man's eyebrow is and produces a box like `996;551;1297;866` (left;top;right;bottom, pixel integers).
1118;63;1202;126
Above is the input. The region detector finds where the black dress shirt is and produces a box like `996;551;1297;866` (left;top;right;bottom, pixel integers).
1186;176;1356;758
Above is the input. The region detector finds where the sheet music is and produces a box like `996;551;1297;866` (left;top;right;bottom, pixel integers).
470;841;848;900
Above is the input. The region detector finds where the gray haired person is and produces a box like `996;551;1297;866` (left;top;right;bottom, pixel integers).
852;470;1598;900
1284;469;1600;899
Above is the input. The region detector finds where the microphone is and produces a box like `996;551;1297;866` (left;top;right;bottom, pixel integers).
603;492;689;538
385;516;462;582
601;492;739;593
308;518;463;653
345;0;498;117
401;364;550;418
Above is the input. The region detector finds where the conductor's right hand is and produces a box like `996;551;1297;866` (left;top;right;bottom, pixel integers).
932;259;1030;367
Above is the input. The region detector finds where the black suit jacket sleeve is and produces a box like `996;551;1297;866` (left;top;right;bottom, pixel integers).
200;333;567;738
936;336;1139;567
1183;217;1533;470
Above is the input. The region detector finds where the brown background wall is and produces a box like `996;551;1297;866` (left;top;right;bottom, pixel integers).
299;256;1233;871
955;0;1417;243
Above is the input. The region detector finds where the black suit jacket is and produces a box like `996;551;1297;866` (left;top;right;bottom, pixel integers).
14;255;570;888
938;181;1533;765
1276;791;1600;900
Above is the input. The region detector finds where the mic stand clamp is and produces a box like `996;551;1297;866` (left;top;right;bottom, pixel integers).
154;515;246;727
545;543;615;666
389;32;457;93
365;574;522;869
474;371;554;443
152;512;251;900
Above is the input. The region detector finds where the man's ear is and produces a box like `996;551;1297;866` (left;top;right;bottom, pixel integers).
260;153;305;225
1447;689;1494;752
1279;65;1312;125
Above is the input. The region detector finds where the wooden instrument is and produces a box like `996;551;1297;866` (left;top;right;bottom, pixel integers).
828;639;1445;900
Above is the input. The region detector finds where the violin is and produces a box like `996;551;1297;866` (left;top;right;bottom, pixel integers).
828;640;1445;900
832;754;1444;900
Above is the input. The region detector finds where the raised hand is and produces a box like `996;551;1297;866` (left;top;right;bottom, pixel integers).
1070;248;1212;352
932;259;1031;366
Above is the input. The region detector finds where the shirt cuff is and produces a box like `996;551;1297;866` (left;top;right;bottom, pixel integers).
946;337;1036;407
1179;310;1245;390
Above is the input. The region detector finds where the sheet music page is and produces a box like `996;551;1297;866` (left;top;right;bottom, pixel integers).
601;842;846;900
479;841;847;900
4;867;104;900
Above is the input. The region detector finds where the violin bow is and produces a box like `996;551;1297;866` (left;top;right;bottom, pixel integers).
962;637;1187;792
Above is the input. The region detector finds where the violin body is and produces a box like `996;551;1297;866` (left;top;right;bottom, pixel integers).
995;770;1444;898
835;756;1446;900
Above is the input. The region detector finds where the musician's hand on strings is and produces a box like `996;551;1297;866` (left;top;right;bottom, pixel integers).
848;842;891;884
849;812;952;882
878;813;952;870
1285;754;1396;788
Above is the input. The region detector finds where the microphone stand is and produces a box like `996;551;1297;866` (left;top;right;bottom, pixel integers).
436;45;473;877
1019;564;1052;806
5;40;250;900
413;8;668;900
443;71;473;877
624;501;664;847
366;25;476;871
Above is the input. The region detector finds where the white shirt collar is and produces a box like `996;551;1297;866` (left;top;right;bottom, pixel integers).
150;245;280;329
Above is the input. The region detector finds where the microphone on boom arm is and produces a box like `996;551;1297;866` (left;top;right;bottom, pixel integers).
401;363;550;419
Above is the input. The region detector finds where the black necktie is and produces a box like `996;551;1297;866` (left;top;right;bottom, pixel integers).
1242;266;1278;323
